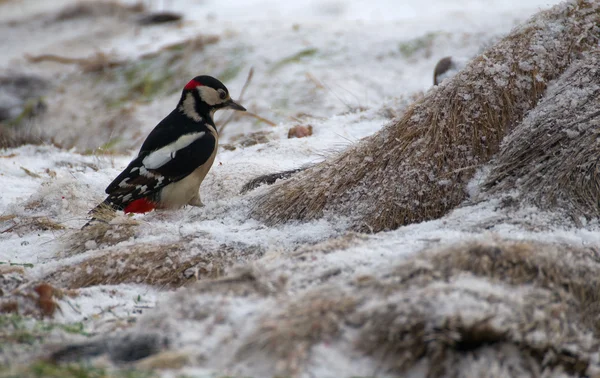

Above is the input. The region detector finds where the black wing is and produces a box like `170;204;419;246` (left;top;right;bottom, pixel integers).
137;109;213;154
104;130;216;209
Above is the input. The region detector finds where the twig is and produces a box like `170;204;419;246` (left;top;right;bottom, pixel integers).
305;72;325;89
238;67;255;100
1;224;17;234
218;67;255;134
20;166;41;178
0;261;34;268
241;111;277;126
64;299;83;315
25;53;124;72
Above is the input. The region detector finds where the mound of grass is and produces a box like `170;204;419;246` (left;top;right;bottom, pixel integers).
252;0;600;232
483;51;600;224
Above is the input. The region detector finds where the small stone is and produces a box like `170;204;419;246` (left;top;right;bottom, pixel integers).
288;125;313;139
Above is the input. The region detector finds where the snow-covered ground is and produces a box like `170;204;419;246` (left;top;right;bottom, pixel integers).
4;0;596;376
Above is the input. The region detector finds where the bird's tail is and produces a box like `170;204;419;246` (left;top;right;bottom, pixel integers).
82;198;118;229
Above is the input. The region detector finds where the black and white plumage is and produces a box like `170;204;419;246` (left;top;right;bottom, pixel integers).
88;75;245;221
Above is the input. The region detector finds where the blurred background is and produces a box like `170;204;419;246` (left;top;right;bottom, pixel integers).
0;0;558;153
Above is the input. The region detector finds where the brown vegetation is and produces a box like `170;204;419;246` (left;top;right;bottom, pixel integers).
25;53;125;73
252;0;600;232
355;240;600;377
52;1;145;22
1;215;64;235
1;280;63;319
45;238;600;377
49;243;210;288
69;221;138;254
50;238;264;289
483;51;600;224
238;289;356;376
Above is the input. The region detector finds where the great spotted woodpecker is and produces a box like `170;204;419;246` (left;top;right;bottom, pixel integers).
88;75;245;223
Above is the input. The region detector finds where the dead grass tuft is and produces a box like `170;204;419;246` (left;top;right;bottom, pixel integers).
25;52;125;73
483;51;600;224
69;221;137;254
47;242;245;289
238;289;357;376
384;239;600;324
0;121;48;149
1;280;63;319
191;265;280;297
1;216;64;235
228;130;273;148
252;1;600;232
357;239;600;376
139;34;221;60
52;1;145;22
428;241;600;330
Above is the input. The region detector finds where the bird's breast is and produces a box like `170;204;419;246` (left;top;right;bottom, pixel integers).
157;134;218;209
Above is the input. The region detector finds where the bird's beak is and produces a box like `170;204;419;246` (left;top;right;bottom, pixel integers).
224;99;246;111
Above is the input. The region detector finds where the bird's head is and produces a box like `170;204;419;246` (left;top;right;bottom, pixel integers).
178;75;246;123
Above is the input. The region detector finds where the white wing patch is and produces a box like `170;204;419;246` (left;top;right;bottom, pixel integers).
142;132;206;169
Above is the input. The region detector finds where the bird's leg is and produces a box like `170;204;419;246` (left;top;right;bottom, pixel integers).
188;193;204;207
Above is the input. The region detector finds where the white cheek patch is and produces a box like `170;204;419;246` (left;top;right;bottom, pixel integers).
179;93;202;121
142;132;206;169
198;86;226;106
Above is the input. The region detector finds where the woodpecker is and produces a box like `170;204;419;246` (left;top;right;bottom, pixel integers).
88;75;245;224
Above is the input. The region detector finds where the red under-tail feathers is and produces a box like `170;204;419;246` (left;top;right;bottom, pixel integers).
123;198;156;214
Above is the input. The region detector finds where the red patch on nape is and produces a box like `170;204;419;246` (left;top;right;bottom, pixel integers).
124;198;156;214
184;79;203;90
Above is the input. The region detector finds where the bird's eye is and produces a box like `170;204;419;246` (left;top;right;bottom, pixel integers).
219;91;227;100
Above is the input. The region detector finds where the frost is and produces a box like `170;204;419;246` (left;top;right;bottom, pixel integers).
565;129;579;138
84;240;97;250
518;60;534;71
1;0;598;376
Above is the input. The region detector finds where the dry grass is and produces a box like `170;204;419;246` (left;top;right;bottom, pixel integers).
25;53;126;73
52;1;145;22
1;281;65;319
483;51;600;224
49;239;264;289
1;215;65;234
69;221;138;254
390;241;600;331
445;242;600;310
226;238;600;376
139;35;221;60
0;98;49;148
228;130;273;148
252;0;600;232
356;239;600;377
190;265;282;297
238;289;357;376
47;242;225;289
37;238;600;376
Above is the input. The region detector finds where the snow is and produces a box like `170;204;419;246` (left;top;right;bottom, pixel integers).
2;0;594;376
